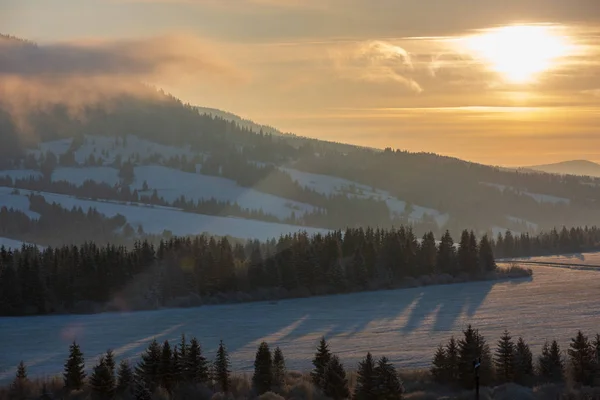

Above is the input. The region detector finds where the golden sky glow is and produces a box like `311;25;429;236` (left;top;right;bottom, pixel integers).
1;0;600;166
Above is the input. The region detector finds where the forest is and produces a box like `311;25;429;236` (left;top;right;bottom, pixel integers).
4;222;600;317
4;325;600;399
3;87;600;234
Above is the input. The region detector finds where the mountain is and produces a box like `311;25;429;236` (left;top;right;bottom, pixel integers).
2;35;600;247
524;160;600;178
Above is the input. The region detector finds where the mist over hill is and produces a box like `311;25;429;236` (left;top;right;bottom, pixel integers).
524;160;600;178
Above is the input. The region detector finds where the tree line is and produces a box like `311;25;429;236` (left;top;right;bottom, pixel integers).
0;226;498;316
7;326;600;399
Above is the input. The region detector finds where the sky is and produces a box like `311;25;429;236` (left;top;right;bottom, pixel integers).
1;0;600;166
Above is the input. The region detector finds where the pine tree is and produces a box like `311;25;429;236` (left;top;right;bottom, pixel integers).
538;340;564;383
322;355;349;400
63;341;86;391
437;230;456;274
494;330;515;383
159;340;173;391
478;235;496;272
116;360;134;393
105;349;116;377
568;330;595;386
272;346;286;389
90;358;116;399
135;339;162;390
11;361;28;399
172;345;182;384
186;337;209;383
311;336;332;390
133;377;152;400
214;340;231;392
374;356;404;400
253;342;273;395
445;336;460;384
354;352;377;399
458;325;492;389
431;345;448;384
351;248;368;289
513;337;534;386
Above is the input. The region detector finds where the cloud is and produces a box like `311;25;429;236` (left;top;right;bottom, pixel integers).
332;41;423;93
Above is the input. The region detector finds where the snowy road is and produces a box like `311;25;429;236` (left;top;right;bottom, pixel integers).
1;264;599;383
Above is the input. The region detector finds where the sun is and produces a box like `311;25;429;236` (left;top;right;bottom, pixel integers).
463;25;572;83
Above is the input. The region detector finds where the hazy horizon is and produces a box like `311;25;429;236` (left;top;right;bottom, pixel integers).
2;0;600;166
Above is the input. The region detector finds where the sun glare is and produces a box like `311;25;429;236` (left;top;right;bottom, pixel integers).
464;25;572;83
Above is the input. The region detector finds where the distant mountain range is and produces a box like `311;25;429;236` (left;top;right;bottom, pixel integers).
524;160;600;178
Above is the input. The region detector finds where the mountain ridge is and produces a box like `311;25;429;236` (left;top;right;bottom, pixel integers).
524;160;600;178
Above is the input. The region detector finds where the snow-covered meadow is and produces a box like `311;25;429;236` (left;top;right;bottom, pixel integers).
2;260;599;384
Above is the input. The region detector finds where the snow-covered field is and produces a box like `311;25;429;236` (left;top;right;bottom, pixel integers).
480;182;570;205
0;186;328;241
0;237;29;250
2;262;599;383
282;168;450;226
0;188;40;219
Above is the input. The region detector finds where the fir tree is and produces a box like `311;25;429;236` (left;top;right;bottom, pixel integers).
322;355;350;400
253;342;273;395
311;336;332;390
538;340;564;383
133;378;152;400
478;235;496;272
90;358;116;399
272;346;286;389
104;349;116;377
11;361;28;399
354;352;377;400
63;341;86;391
568;330;595;386
513;337;534;386
159;340;173;391
437;230;456;274
494;330;515;383
186;337;209;383
172;345;182;384
135;339;162;390
431;345;447;384
116;360;134;394
374;356;404;400
351;248;368;289
458;325;492;389
214;340;231;392
445;336;460;384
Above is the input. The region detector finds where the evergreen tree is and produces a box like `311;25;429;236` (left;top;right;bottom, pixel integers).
133;378;152;400
311;336;332;390
186;337;209;383
538;340;564;383
478;235;496;272
374;356;404;400
593;333;600;385
322;355;350;400
63;341;86;391
457;325;492;389
431;345;448;384
494;330;515;383
513;337;534;386
272;346;286;389
11;361;28;400
90;358;116;399
351;248;369;289
116;360;134;394
172;345;182;384
568;330;595;386
445;336;460;384
214;340;231;392
437;230;456;274
105;349;116;377
354;352;377;400
253;342;273;395
159;340;174;391
135;339;162;390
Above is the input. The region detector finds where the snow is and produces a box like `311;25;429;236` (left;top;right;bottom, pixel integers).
0;187;328;241
507;215;539;231
283;168;449;226
27;138;73;159
52;167;121;187
0;237;29;250
480;182;570;205
0;187;40;219
131;166;316;219
2;263;600;383
73;135;195;165
45;166;316;219
0;169;42;181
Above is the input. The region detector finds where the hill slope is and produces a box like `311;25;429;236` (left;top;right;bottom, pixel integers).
525;160;600;178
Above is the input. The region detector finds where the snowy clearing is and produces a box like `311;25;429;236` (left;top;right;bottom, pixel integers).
0;169;42;181
0;187;40;219
283;167;449;226
0;187;327;241
0;237;30;250
2;262;599;383
480;182;570;205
